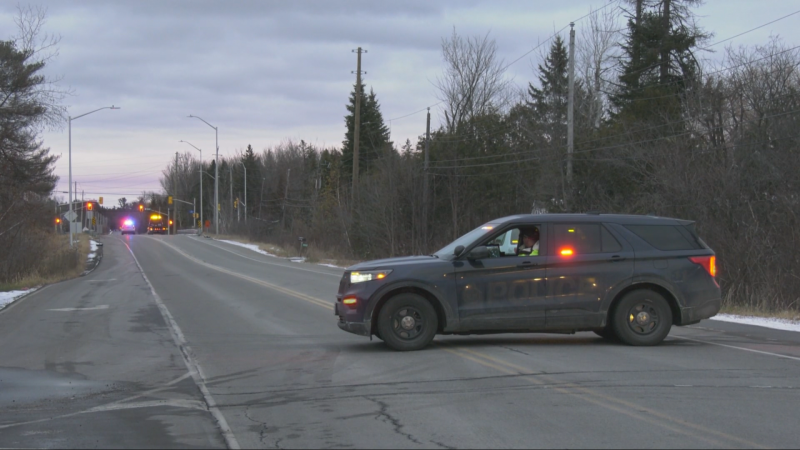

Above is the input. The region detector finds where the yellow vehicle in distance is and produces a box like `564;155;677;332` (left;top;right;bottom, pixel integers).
147;214;167;234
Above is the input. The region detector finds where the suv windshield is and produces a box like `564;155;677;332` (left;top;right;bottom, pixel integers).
434;223;499;259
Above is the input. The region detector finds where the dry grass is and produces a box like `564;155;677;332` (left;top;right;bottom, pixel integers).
0;233;90;291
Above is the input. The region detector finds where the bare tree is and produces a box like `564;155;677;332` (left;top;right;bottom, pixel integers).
435;28;513;133
577;4;622;128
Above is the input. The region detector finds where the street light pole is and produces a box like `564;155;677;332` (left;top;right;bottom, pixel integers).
188;115;218;235
68;105;120;248
180;140;203;235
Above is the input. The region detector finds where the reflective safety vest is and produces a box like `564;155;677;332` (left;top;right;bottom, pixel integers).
518;242;539;256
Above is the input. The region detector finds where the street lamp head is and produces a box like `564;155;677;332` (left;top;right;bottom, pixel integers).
110;105;121;110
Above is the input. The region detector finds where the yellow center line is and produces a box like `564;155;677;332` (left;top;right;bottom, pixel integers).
441;343;766;449
154;239;333;311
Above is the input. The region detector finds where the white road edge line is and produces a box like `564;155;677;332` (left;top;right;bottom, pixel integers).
124;242;241;450
187;235;342;278
673;335;800;363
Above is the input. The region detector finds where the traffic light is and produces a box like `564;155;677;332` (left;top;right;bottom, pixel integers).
234;198;238;208
169;219;174;226
139;204;144;212
55;218;61;224
86;202;93;211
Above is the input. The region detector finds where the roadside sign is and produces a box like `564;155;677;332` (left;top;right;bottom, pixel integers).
168;196;173;205
99;196;103;205
92;217;96;226
64;210;77;222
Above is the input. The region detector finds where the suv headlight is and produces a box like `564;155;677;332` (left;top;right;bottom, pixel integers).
350;270;392;284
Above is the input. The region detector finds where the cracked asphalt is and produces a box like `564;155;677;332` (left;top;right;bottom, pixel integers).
1;233;799;448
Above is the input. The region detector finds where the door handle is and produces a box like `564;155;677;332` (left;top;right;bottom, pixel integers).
607;255;626;262
517;261;539;269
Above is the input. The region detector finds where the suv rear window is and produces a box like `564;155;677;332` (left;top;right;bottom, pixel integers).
624;225;701;251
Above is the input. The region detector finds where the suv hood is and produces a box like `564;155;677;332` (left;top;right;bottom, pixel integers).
347;255;440;271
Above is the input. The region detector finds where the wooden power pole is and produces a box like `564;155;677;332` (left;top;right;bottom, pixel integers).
174;152;178;235
567;22;575;203
422;107;431;252
351;47;366;206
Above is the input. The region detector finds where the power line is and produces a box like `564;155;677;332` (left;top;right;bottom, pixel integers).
386;0;618;123
426;107;800;170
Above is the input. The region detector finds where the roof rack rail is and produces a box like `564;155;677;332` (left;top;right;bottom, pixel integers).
585;210;601;215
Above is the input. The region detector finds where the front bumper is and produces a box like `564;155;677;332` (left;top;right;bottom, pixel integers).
679;297;722;325
337;317;370;336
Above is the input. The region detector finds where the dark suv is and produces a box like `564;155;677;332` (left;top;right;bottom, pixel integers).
335;214;720;351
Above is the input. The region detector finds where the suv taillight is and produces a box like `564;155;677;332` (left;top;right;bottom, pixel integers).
689;256;716;277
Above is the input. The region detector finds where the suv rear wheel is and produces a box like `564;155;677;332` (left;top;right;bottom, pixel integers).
612;290;672;346
377;293;437;351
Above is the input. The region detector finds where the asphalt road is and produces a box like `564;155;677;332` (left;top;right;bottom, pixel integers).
1;233;799;448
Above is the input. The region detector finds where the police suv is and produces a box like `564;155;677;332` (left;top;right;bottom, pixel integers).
335;214;720;351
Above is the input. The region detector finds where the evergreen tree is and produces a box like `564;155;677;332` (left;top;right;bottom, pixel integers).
612;0;708;124
527;35;570;141
240;144;259;216
342;84;392;179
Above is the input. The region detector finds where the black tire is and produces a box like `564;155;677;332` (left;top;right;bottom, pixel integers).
611;290;673;346
377;293;438;351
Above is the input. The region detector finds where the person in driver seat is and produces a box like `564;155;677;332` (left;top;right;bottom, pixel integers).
517;228;539;256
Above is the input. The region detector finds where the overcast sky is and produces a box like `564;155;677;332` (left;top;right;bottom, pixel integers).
1;0;798;208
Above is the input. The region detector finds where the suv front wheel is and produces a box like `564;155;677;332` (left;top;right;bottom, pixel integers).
377;293;437;351
612;290;673;346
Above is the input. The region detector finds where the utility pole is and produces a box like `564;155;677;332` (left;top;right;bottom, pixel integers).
259;177;266;219
239;162;247;225
174;152;178;235
229;164;233;232
422;107;431;252
567;22;575;203
282;168;291;229
351;47;366;206
80;189;84;232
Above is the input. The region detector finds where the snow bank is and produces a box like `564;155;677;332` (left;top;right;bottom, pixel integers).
0;290;30;310
710;314;800;333
218;240;279;258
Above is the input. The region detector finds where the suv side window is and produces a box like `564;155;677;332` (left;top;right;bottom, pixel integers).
554;223;602;254
482;226;540;257
624;225;699;251
601;225;622;252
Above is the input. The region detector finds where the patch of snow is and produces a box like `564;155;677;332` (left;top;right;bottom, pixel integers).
0;289;33;309
289;257;306;263
318;263;346;269
710;314;800;333
218;240;279;258
90;240;99;252
87;252;97;259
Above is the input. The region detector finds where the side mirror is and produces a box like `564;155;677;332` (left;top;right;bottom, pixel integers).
454;245;465;257
467;245;490;260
